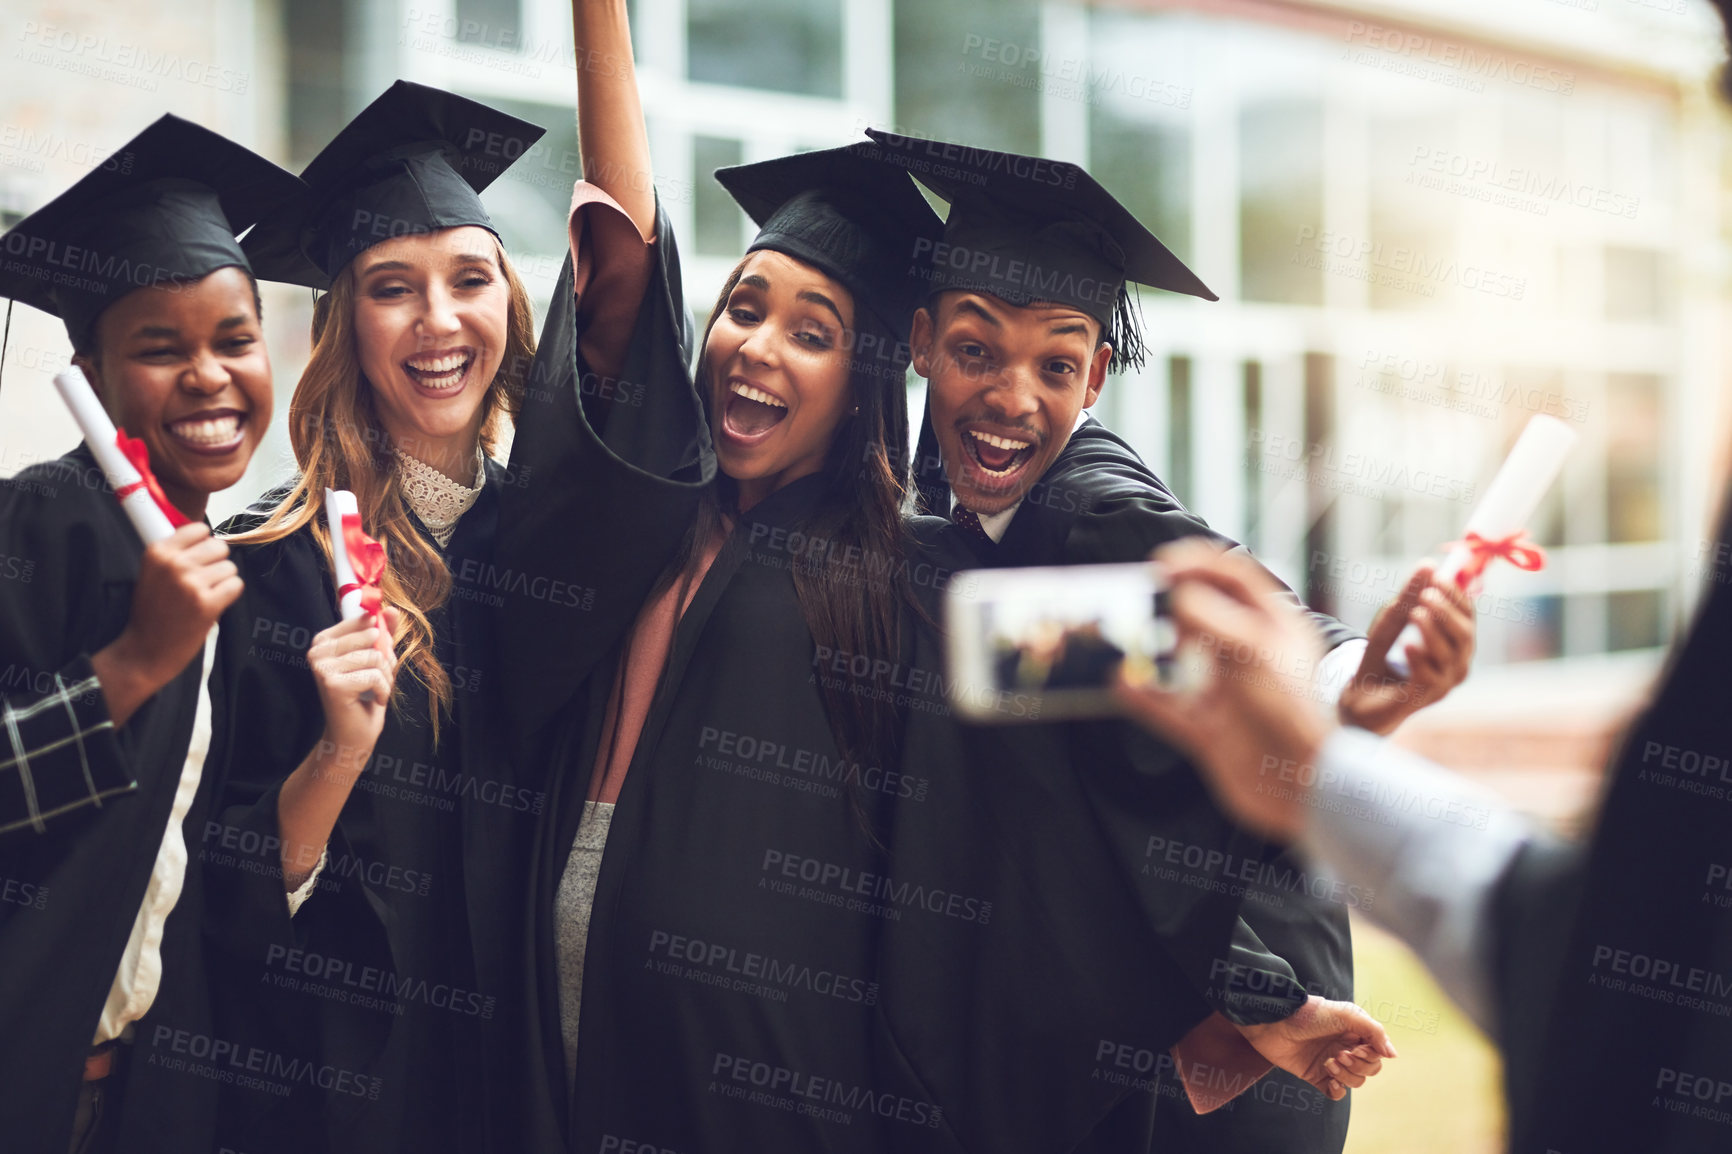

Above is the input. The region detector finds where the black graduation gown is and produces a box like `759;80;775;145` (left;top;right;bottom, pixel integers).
472;207;713;1148
914;414;1359;1152
204;204;711;1154
520;476;959;1154
1488;485;1732;1154
207;466;510;1154
0;447;220;1154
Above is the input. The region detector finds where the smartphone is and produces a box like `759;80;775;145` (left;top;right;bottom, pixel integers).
944;562;1175;723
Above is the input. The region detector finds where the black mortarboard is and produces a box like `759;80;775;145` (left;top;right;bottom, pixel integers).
863;128;1216;372
0;114;302;350
241;80;546;289
714;142;944;363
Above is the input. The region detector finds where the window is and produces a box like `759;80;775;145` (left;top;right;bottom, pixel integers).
1090;111;1191;264
894;0;1040;153
688;0;843;98
1608;590;1664;652
476;98;582;262
693;136;747;257
1605;248;1669;322
455;0;522;47
1240;102;1322;305
1167;355;1193;502
1368;114;1454;312
1605;373;1664;543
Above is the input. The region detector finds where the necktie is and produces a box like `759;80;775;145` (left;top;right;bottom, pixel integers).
952;504;996;550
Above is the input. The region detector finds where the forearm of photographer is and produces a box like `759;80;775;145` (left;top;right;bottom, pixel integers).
1117;540;1535;1037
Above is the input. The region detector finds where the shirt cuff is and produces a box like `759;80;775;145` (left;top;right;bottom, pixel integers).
286;847;328;917
1295;728;1533;1034
1312;638;1366;707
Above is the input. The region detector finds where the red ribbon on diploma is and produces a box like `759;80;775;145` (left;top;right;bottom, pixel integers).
114;430;191;528
1448;530;1546;590
337;513;386;618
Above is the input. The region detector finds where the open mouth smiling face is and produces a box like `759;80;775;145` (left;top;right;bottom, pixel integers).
352;225;510;461
916;292;1110;517
704;249;857;508
82;264;273;518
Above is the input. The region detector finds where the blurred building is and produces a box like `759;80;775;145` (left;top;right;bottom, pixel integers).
1;0;1728;725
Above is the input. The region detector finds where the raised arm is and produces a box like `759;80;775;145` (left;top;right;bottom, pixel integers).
573;0;655;240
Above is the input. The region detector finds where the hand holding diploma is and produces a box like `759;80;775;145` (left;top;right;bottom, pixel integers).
324;488;388;704
1385;415;1578;677
325;488;385;621
53;366;188;544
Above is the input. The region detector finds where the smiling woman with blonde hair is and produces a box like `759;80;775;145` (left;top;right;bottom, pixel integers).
196;83;551;1154
198;69;713;1152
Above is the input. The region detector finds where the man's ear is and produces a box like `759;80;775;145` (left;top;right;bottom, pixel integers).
909;306;936;380
1083;342;1112;408
71;351;107;408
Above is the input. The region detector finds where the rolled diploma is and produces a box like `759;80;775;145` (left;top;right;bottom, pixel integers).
53;367;176;544
1385;415;1578;677
324;488;368;621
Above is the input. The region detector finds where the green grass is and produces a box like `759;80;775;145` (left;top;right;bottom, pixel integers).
1344;915;1507;1154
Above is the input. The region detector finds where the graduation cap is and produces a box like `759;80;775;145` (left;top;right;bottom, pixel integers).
862;128;1215;372
0;114;302;351
713;142;944;365
241;80;546;289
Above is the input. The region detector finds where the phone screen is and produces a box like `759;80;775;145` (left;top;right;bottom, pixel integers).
944;563;1174;723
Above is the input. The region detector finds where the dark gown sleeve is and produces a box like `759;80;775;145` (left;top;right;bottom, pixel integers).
0;475;134;835
200;524;397;1152
1053;457;1361;653
490;184;713;743
1149;861;1355;1154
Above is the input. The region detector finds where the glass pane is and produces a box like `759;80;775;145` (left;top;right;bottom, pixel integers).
455;0;521;47
1608;589;1664;652
1168;355;1193;500
693;136;747;257
1368;114;1454;312
1605;247;1669;322
1241;102;1322;305
474;97;582;260
1090;110;1191;264
1605;373;1664;543
894;0;1040;153
1506;594;1563;662
689;0;843;98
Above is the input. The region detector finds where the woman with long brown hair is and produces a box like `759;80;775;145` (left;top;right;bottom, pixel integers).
200;79;711;1154
481;3;957;1150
